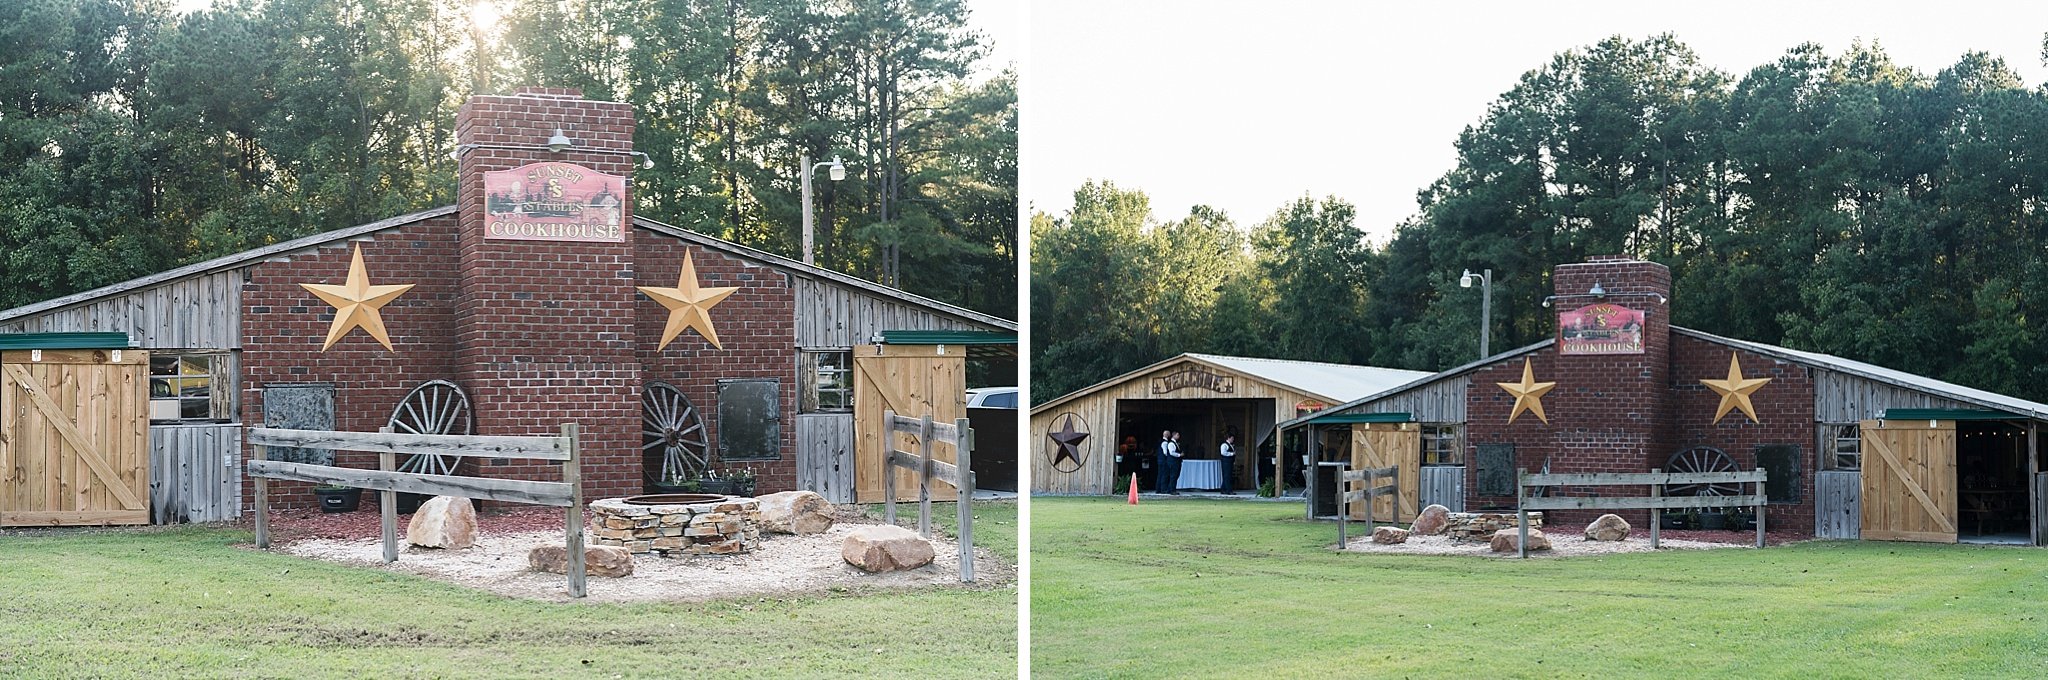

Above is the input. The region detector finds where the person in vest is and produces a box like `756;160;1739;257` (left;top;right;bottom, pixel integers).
1156;430;1182;495
1218;434;1238;495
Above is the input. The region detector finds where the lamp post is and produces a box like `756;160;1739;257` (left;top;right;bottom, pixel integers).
800;152;847;266
1460;268;1492;359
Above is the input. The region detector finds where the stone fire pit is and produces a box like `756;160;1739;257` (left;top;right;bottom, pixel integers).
1444;511;1544;541
588;494;764;555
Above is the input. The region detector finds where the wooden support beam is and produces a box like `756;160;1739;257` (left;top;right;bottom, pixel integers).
564;423;585;599
955;417;974;583
254;443;269;549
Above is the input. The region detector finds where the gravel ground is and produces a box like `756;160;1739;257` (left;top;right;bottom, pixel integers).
273;509;1012;603
1340;522;1804;558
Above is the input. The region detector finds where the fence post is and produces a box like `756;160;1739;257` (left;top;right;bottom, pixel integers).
1755;467;1766;549
254;442;270;549
1361;466;1373;533
883;409;897;526
956;417;974;583
564;423;586;599
1649;467;1661;550
1393;466;1402;525
379;426;397;564
1336;463;1349;548
918;414;934;538
1516;467;1528;559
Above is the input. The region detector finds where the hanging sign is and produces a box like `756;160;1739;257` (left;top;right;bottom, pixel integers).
1152;366;1235;395
483;162;627;242
1558;303;1646;355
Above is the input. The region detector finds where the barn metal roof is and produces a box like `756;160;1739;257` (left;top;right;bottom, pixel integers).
1030;353;1431;414
0;206;1015;332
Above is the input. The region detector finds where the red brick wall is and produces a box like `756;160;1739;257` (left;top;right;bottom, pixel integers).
1666;333;1818;535
241;217;464;509
455;87;642;501
633;240;799;493
1462;257;1821;534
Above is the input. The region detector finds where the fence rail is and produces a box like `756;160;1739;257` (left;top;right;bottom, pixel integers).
1516;467;1768;558
247;424;590;597
882;409;976;582
1334;464;1399;548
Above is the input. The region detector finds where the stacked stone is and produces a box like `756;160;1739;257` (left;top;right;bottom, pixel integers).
1444;512;1544;541
587;497;764;555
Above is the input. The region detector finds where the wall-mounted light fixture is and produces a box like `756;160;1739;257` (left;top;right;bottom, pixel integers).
546;129;574;152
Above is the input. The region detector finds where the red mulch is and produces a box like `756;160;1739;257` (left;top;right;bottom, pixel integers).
238;504;566;543
1539;522;1806;547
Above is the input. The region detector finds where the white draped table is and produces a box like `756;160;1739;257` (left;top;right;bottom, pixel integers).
1177;459;1223;490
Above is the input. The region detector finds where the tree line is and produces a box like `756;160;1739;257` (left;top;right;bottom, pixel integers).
0;0;1014;319
1033;35;2048;402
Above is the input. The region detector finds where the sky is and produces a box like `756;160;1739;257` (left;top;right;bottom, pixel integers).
1023;0;2048;243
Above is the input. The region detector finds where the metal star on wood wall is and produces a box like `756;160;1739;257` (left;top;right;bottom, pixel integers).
1701;353;1771;423
1046;413;1090;473
300;245;415;351
1497;357;1557;425
639;251;741;350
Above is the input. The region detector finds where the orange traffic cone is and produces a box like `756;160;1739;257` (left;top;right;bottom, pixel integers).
1128;473;1139;505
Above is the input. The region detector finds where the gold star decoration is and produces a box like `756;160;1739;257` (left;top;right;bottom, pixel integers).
299;245;415;351
1497;357;1557;425
1701;353;1772;424
639;251;741;350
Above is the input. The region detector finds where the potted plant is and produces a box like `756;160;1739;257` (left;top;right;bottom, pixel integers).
1659;510;1694;530
314;485;362;513
650;470;698;495
1727;508;1755;531
727;467;758;497
1697;508;1728;530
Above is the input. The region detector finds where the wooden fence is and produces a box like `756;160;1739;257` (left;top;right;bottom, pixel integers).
1516;467;1768;558
246;424;589;597
1334;464;1399;548
881;409;976;582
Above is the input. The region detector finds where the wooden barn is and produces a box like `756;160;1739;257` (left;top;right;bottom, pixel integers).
0;87;1013;526
1030;353;1428;496
1278;256;2048;544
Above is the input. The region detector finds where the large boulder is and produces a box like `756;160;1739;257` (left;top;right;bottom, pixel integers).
1371;526;1410;544
1411;504;1451;535
1585;514;1631;541
405;496;477;549
755;490;834;535
841;525;935;572
1489;528;1552;553
528;544;635;578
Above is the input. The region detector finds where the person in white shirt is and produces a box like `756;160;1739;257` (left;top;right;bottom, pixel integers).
1218;434;1238;495
1156;430;1182;495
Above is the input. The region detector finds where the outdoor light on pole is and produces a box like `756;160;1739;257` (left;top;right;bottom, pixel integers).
800;152;847;266
1460;268;1492;359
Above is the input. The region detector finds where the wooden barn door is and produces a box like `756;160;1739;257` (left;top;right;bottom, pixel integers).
1;349;151;526
1349;422;1420;522
1859;418;1957;543
852;344;965;503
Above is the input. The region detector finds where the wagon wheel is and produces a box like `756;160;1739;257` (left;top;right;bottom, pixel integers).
643;381;710;483
387;380;473;476
1664;446;1739;496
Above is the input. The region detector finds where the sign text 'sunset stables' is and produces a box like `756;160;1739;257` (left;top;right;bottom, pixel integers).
1151;366;1235;395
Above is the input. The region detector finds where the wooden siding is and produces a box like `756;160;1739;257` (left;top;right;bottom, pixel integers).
793;277;989;348
1815;470;1860;539
1813;368;1976;423
1031;358;1326;495
0;271;243;350
1350;377;1469;423
1421;466;1465;511
148;424;242;523
1;349;151;526
795;413;855;503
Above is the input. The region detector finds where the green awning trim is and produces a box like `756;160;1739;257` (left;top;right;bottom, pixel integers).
0;332;130;350
1883;408;2021;421
1307;412;1413;424
879;330;1017;345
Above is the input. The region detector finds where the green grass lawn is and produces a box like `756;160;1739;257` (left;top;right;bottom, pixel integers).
0;501;1015;679
1031;496;2048;679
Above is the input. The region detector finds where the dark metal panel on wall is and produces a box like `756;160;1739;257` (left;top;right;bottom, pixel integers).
1475;443;1517;497
1757;444;1802;503
261;383;334;465
717;378;782;461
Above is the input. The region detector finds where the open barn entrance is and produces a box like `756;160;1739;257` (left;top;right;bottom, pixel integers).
1957;421;2031;544
1115;398;1271;492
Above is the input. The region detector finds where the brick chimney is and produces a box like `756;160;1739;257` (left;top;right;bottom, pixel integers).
452;87;641;498
1549;256;1673;472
